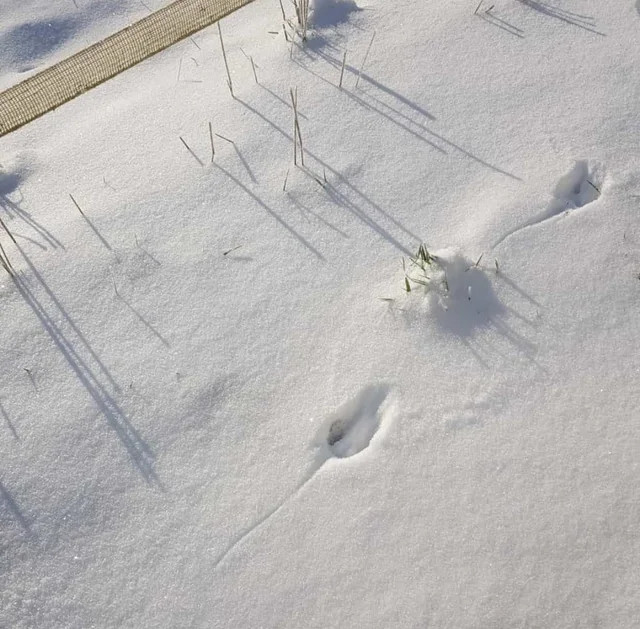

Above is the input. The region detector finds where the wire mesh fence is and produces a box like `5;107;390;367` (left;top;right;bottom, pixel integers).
0;0;255;137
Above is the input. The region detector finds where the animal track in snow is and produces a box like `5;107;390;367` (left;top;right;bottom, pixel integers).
494;160;604;247
549;160;602;211
318;384;391;459
211;385;393;570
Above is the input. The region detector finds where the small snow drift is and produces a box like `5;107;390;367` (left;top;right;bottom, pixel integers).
316;385;391;459
550;160;604;213
310;0;360;27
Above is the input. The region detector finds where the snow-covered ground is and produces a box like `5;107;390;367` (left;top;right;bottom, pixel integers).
1;0;640;626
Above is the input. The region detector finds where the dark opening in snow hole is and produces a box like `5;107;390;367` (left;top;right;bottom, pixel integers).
551;160;603;212
324;385;389;458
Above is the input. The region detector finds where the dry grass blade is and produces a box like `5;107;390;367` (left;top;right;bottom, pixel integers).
291;0;309;40
290;88;298;165
208;121;215;162
215;132;234;144
339;50;347;88
289;87;305;166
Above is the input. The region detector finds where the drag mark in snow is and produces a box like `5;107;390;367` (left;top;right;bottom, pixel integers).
212;385;392;569
211;463;324;571
493;160;604;248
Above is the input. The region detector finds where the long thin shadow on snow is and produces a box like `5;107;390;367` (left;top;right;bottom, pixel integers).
260;84;309;120
1;193;65;250
236;98;417;255
118;294;170;347
343;88;445;154
11;248;159;484
231;143;257;184
212;162;324;260
497;272;542;308
516;0;605;35
0;398;19;440
322;180;411;254
14;247;120;392
294;51;521;181
12;231;46;249
287;192;350;239
80;212;112;251
0;480;34;536
479;12;525;38
305;35;436;122
293;54;443;155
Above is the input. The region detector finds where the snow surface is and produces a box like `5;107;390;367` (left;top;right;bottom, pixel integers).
1;0;640;627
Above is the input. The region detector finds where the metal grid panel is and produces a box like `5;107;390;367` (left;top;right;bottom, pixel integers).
0;0;255;137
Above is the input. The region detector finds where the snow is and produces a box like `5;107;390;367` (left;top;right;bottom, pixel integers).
1;0;640;626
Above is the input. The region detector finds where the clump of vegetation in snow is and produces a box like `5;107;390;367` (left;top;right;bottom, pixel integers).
402;243;440;294
401;245;498;322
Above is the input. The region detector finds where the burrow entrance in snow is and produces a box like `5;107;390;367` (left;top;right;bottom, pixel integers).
322;385;390;458
550;160;603;213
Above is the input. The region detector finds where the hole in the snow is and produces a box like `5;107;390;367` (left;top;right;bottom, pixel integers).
550;160;603;212
322;384;390;458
